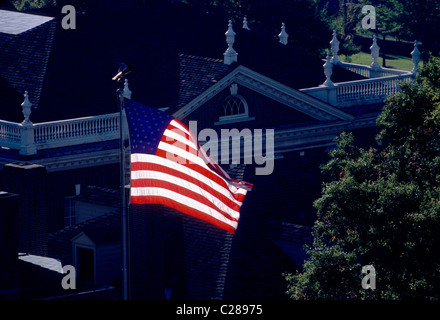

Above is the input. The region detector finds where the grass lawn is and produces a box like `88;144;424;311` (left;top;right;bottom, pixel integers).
339;51;420;71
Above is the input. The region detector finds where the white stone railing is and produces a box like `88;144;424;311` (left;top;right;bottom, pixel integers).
0;82;133;156
310;31;421;107
301;73;414;107
34;113;120;148
0;112;122;155
0;120;22;150
337;61;409;78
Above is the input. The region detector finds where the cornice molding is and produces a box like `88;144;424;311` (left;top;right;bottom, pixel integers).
173;65;354;122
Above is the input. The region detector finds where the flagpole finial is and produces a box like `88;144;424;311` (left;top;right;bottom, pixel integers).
123;79;132;99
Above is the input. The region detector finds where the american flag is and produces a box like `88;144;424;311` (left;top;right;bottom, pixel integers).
124;99;252;234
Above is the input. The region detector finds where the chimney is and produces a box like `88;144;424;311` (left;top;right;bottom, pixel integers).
2;162;48;256
223;20;238;65
0;191;19;299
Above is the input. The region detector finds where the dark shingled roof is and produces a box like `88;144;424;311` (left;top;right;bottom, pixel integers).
48;210;121;264
177;54;232;109
75;185;120;208
0;10;56;122
1;3;367;125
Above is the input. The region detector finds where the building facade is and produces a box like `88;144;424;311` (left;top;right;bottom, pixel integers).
0;6;421;299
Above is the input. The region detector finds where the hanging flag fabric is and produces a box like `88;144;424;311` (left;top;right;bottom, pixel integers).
124;99;252;234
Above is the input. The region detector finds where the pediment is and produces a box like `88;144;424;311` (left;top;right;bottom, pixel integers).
71;231;95;247
173;65;354;122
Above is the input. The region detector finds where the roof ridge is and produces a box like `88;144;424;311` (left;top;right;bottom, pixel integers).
179;53;223;64
49;210;120;237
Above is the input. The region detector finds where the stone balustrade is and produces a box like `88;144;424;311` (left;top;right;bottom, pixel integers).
301;73;414;107
0;112;122;155
337;61;409;78
0;120;22;149
303;32;421;107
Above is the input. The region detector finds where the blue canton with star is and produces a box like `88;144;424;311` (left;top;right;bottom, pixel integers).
124;99;174;154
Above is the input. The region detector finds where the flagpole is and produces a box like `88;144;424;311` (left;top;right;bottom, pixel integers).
117;86;129;300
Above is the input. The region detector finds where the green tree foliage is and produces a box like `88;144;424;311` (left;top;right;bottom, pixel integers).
11;0;56;10
398;0;440;57
317;0;362;57
285;56;440;300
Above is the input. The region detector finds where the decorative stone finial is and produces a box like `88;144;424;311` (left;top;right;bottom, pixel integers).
21;91;33;125
323;52;334;86
411;40;421;75
230;83;238;96
223;20;238;65
330;30;340;64
278;22;288;45
123;79;132;99
243;16;250;30
370;35;381;69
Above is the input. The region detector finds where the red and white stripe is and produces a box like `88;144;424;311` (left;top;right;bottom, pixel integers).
130;119;250;234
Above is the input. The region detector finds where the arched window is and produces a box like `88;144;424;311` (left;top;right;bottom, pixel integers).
216;84;254;125
221;95;247;117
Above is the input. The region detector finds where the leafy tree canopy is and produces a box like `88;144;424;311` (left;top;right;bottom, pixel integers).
285;56;440;300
